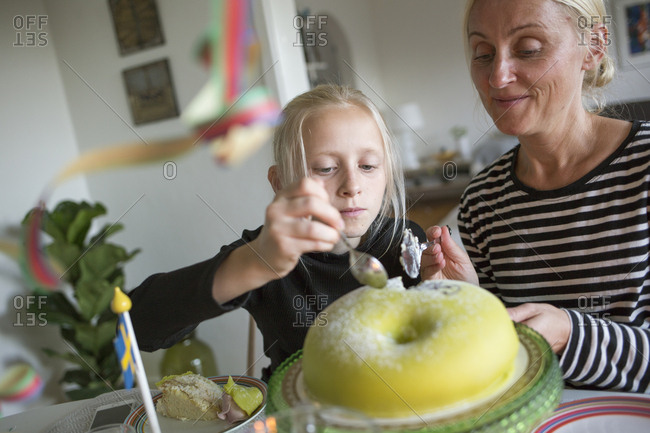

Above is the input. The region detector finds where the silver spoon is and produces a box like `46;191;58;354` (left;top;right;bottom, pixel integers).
400;227;449;278
338;230;388;288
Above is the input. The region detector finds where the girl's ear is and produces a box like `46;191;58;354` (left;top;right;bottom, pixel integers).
582;23;607;71
268;165;283;193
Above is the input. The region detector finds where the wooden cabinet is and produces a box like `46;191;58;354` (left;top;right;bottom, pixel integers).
404;166;470;229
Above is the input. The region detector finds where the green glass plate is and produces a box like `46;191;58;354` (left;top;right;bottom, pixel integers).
267;324;563;433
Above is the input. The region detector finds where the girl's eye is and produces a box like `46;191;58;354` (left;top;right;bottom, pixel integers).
314;167;334;174
360;164;376;171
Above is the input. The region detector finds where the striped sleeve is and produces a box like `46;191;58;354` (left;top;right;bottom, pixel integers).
458;121;650;393
561;310;650;392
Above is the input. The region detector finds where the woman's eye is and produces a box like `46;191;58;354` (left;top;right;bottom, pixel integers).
360;164;377;172
517;39;542;57
519;48;541;57
314;167;334;174
472;48;493;63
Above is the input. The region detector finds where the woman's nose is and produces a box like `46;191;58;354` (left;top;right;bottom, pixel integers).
489;53;516;89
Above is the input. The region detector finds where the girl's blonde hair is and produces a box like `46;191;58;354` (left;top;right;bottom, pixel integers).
271;84;406;249
462;0;615;112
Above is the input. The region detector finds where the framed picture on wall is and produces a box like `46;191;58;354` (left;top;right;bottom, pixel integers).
122;58;179;125
612;0;650;69
108;0;165;56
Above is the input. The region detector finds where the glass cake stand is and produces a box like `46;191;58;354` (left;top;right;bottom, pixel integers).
266;324;563;433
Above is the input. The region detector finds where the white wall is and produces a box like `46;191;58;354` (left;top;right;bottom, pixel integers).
41;0;310;386
0;0;92;415
296;0;387;100
1;0;308;414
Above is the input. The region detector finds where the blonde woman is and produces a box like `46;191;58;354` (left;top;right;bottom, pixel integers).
430;0;650;392
129;84;427;381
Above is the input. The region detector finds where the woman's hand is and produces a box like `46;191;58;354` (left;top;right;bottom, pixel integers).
251;177;343;278
420;225;479;285
508;303;571;354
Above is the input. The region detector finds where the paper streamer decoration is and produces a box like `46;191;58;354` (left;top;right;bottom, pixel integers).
0;363;44;403
16;0;280;292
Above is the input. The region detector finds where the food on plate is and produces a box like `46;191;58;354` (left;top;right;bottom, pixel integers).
223;376;264;416
156;372;223;421
301;278;519;418
155;372;263;423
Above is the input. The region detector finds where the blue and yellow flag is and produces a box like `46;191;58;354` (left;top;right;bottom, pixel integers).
114;313;135;389
112;287;135;390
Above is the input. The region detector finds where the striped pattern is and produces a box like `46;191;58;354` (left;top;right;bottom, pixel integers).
459;121;650;393
533;395;650;432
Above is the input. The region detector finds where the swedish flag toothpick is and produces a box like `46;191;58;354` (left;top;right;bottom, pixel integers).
112;287;161;433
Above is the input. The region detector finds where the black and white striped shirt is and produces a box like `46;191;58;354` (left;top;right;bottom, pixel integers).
459;121;650;393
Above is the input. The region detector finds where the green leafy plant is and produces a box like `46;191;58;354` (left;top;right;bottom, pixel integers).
22;200;139;400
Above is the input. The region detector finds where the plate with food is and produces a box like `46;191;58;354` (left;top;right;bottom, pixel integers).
531;396;650;432
125;373;267;433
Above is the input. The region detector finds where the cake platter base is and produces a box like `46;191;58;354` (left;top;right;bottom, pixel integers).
267;324;563;433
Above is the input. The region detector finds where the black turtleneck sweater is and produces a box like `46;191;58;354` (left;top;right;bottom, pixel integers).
129;218;426;381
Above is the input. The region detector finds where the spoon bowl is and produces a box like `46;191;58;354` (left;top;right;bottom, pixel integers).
400;228;438;278
338;231;388;288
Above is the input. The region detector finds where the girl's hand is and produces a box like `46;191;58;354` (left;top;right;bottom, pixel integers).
420;225;479;285
252;178;343;278
508;303;571;354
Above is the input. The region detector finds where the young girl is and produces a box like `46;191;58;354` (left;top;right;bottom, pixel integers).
129;84;429;381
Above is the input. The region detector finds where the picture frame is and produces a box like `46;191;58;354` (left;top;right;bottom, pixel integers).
122;59;179;125
612;0;650;70
108;0;165;56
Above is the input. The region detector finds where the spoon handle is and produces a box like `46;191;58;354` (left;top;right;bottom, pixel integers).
338;230;355;251
419;225;452;251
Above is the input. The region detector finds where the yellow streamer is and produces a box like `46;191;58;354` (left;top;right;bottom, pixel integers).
54;136;197;186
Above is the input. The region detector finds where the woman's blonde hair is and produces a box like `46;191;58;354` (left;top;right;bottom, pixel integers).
271;84;406;249
462;0;615;112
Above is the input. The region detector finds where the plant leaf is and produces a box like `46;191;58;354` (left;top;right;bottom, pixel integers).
66;383;113;401
28;292;81;326
76;279;114;320
78;244;129;281
45;201;84;239
44;242;81;284
62;368;93;387
66;203;107;246
42;347;98;371
74;320;118;356
89;223;124;245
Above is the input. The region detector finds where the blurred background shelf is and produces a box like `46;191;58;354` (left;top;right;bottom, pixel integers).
405;163;471;228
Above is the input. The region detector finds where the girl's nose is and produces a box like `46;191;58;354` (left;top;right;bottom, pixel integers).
339;169;361;197
489;53;516;89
